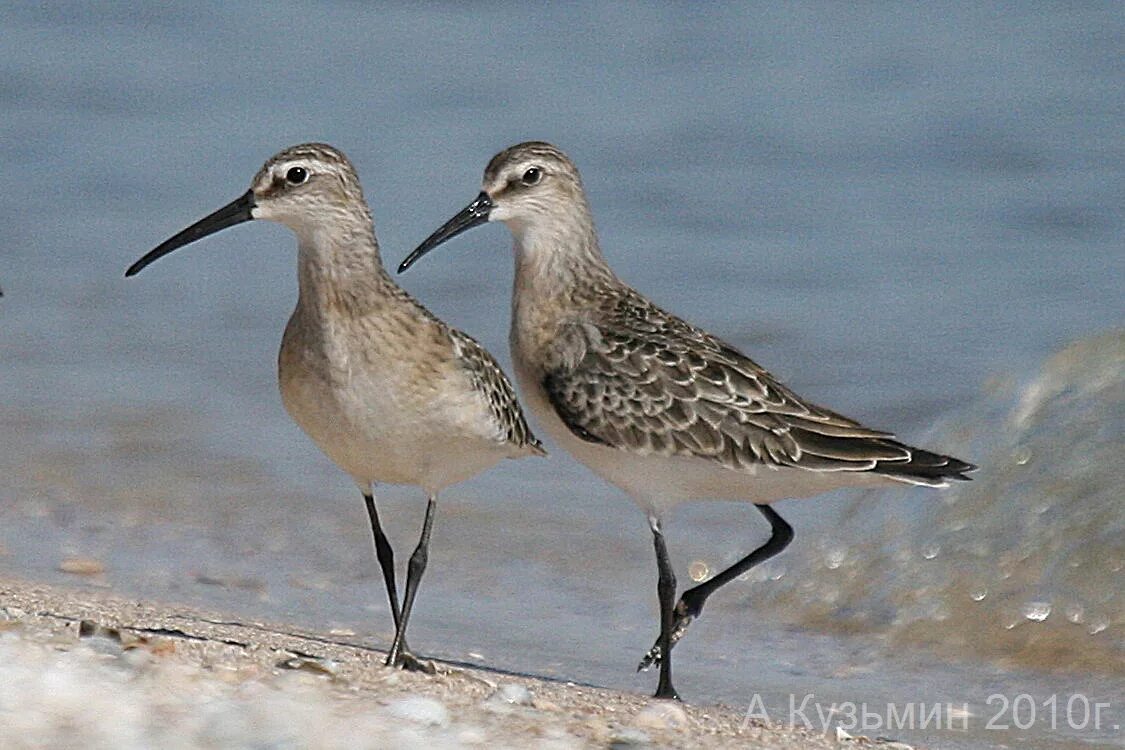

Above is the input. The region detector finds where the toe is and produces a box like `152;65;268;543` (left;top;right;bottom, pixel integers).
398;652;436;674
637;642;662;672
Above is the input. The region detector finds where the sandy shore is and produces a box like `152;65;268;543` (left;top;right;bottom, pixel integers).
0;575;874;749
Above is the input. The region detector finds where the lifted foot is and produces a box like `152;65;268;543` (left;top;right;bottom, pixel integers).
637;608;694;671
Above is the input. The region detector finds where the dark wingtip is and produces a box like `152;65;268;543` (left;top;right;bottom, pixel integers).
875;445;978;485
941;456;978;481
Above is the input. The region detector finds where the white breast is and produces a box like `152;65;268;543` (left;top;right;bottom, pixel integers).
280;313;514;495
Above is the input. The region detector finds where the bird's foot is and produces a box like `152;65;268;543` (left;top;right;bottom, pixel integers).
638;643;661;672
637;611;694;672
386;649;436;674
398;651;437;674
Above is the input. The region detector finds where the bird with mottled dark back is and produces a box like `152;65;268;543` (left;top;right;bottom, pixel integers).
401;140;973;699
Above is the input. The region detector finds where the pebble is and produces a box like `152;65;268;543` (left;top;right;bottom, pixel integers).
276;655;339;677
456;725;488;743
58;558;106;576
634;701;688;731
385;695;450;727
609;726;652;747
487;683;534;707
76;621;124;656
532;697;562;712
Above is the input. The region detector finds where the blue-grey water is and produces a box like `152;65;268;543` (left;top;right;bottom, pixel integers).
1;3;1121;748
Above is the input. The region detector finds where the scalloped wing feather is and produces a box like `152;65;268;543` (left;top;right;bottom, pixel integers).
449;329;545;456
541;288;973;483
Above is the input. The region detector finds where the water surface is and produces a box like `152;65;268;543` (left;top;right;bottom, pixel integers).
1;4;1122;748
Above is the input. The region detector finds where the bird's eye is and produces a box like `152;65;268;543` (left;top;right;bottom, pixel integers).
521;167;542;186
286;166;308;185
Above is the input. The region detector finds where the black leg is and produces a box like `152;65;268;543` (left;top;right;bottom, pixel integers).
363;493;403;631
365;493;420;661
639;504;793;671
385;494;437;671
649;515;680;700
679;504;793;619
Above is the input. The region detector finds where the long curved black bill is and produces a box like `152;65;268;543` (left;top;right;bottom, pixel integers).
125;190;256;277
397;192;493;274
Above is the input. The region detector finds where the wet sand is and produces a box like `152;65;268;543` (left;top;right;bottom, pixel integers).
0;575;862;749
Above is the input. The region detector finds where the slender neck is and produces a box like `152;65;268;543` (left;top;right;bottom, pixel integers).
508;200;619;363
294;217;392;319
508;200;616;304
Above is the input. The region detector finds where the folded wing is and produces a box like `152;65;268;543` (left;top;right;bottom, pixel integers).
542;289;974;486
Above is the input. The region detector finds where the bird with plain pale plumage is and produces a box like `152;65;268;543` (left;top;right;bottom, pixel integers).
127;143;543;671
399;141;974;700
